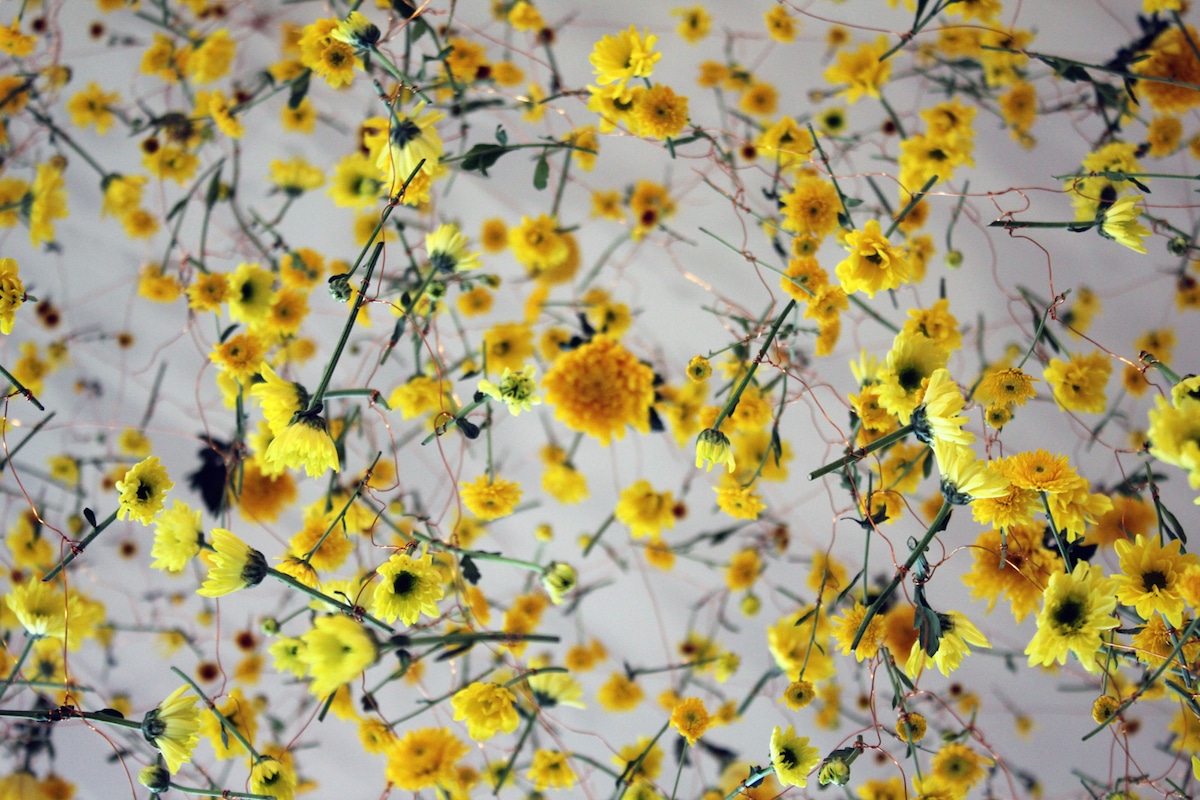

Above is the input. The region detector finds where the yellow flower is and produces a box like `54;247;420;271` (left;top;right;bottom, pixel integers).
66;82;119;134
614;479;676;539
426;223;481;273
1100;194;1151;253
596;672;643;711
933;441;1010;505
672;7;711;43
210;332;267;384
824;36;891;103
1044;351;1111;413
249;756;297;800
459;474;522;520
764;6;799;43
832;602;885;661
977;366;1037;407
298;614;377;698
478;365;541;415
451;682;520;741
1114;534;1198;626
0;17;36;57
201;687;257;760
912;368;973;446
376;102;444;194
715;474;766;519
5;580;70;640
0;257;25;334
962;523;1057;622
116;456;174;525
371;552;444;625
905;610;990;677
482;321;534;374
197;528;268;597
264;412;340;477
508;1;544;32
543;336;656;445
632;84;689;139
835;219;911;298
151;500;203;573
527;750;577;791
590;26;661;100
931;743;993;794
1025;561;1119;672
669;697;711;745
385;727;468;791
331;11;381;49
30;161;68;247
781;176;842;240
1134;25;1200;113
141;685;200;773
770;725;820;787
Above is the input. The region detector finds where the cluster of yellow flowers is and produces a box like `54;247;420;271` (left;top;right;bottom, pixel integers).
7;1;1200;799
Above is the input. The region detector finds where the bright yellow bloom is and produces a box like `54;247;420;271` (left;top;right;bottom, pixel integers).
264;413;340;477
116;456;174;524
596;672;643;711
451;682;520;741
0;257;24;334
249;756;297;800
141;685;200;773
824;36;891;103
1026;562;1119;672
672;7;712;43
197;528;268;597
1114;534;1198;626
459;474;522;520
527;750;577;791
590;26;661;100
1044;351;1111;414
615;479;676;538
669;697;711;745
543;336;656;445
371;552;444;625
385;727;468;791
298;614;377;698
770;725;820;787
835;219;911;298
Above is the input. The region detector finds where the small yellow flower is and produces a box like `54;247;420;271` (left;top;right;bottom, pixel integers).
141;685;200;774
197;528;268;597
116;456;174;525
451;682;520;741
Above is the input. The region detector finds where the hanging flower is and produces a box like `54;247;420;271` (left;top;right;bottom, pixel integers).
141;685;200;774
197;528;268;598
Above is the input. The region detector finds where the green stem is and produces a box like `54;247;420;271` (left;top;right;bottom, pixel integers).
711;299;797;432
809;423;914;481
721;766;776;800
267;567;394;633
308;242;383;411
171;667;260;762
1082;616;1200;741
0;410;56;473
0;361;46;411
320;388;391;410
582;513;616;558
1040;491;1073;572
550;140;572;218
0;635;36;703
495;711;537;794
849;499;951;652
42;509;119;582
301;453;381;564
886;175;938;238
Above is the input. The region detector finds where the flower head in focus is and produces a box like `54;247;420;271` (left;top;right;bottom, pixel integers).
770;724;820;787
197;528;268;597
695;427;735;472
116;456;174;525
141;685;200;773
478;365;541;416
1025;561;1119;672
1099;195;1151;253
264;411;340;477
371;551;444;626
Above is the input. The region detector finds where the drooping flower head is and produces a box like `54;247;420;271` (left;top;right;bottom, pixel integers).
0;257;25;334
197;528;268;597
264;411;340;477
426;223;482;273
141;685;200;774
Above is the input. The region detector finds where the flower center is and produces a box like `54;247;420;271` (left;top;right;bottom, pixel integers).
1143;570;1168;592
1052;597;1084;631
393;570;417;596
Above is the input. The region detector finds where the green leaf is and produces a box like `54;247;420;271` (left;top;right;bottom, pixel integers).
460;143;510;175
495;125;508;146
843;197;864;208
533;153;550;190
461;555;481;584
287;71;310;110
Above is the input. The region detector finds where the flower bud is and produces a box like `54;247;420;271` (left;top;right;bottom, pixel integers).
945;249;964;269
138;765;171;793
818;757;851;786
328;274;353;302
740;593;761;617
540;561;577;604
695;428;735;472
